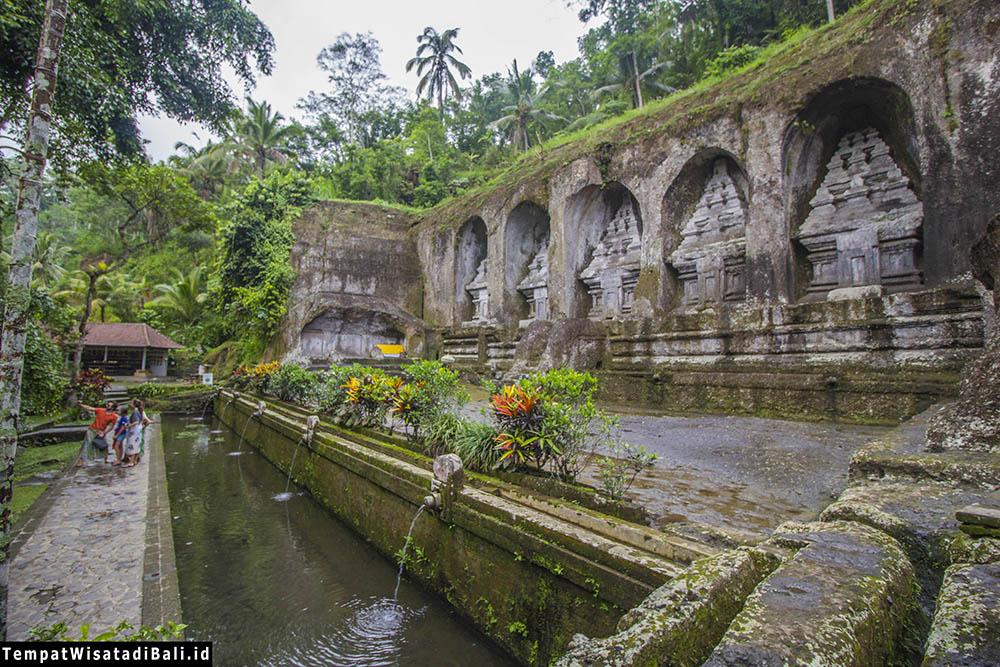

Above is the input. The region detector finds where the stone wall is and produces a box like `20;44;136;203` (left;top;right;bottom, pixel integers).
275;0;999;421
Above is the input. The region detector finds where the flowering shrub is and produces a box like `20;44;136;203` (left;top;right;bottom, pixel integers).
484;368;632;482
228;361;281;392
342;369;392;427
71;369;111;407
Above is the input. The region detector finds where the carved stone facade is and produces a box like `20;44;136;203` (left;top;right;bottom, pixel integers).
579;202;642;319
516;238;549;327
464;257;490;325
668;158;748;308
796;127;923;297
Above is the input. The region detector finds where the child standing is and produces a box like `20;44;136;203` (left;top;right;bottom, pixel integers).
111;406;129;465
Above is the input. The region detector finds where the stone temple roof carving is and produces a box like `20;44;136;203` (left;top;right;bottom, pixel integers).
517;237;549;292
673;158;748;259
798;127;922;242
579;202;641;284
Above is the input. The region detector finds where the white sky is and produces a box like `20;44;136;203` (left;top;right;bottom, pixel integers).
138;0;591;162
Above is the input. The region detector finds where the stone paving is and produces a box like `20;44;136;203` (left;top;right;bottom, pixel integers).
6;424;159;640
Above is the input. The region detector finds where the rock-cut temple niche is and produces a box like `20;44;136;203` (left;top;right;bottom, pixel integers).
668;158;748;307
795;127;923;296
455;217;488;325
516;236;549;325
505;201;550;327
300;309;404;362
579;201;641;319
464;257;489;324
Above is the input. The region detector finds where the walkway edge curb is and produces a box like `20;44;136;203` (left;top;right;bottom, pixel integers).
141;417;183;636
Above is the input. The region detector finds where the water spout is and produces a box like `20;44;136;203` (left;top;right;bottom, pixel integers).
275;416;319;502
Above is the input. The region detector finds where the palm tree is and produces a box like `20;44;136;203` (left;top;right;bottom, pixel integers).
489;60;565;153
226;98;295;178
593;51;674;109
406;27;472;111
147;266;207;344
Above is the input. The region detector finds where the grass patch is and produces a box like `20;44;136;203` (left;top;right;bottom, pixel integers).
11;484;47;527
11;441;79;527
16;441;79;484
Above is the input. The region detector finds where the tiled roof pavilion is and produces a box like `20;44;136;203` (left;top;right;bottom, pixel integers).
81;323;182;377
82;322;183;349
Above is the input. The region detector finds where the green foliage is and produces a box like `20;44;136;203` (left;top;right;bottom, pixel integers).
396;360;469;438
0;0;274;171
23;321;67;415
216;171;312;362
11;288;75;415
594;415;658;500
70;369;110;407
29;619;186;642
266;362;318;405
703;44;763;78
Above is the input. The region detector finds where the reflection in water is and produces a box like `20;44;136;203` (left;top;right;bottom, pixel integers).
162;415;512;667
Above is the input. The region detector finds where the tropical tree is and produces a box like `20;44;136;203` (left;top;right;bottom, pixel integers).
225;98;296;179
0;0;66;639
489;61;566;152
1;230;69;289
298;32;405;146
147;266;208;344
406;27;472;111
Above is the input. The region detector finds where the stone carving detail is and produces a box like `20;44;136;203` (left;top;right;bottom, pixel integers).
579;202;642;319
796;127;923;296
669;158;748;307
463;256;490;325
516;237;549;326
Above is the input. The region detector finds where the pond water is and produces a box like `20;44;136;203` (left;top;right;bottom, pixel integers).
162;414;514;667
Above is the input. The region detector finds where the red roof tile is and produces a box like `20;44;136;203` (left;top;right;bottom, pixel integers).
82;323;183;349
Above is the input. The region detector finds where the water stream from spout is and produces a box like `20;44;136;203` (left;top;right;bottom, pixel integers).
274;435;305;502
393;505;425;600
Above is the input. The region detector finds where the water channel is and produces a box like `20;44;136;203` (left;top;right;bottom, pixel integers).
162;414;514;666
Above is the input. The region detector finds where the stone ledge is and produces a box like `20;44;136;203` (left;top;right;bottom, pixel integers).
704;521;918;666
554;546;782;667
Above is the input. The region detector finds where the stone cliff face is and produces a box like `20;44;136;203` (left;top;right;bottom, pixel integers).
281;0;1000;422
275;201;424;365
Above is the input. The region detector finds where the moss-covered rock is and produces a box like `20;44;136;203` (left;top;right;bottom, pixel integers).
923;562;1000;666
704;521;918;667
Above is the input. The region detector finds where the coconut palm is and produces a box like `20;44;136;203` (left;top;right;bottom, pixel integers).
406;27;472;110
592;52;674;109
489;60;566;152
225;98;295;178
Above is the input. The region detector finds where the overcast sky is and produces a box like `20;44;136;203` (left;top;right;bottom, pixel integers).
138;0;591;162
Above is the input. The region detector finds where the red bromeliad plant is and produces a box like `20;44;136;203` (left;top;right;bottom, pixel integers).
491;384;551;469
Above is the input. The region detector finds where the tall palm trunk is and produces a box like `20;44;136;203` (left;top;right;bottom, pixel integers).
826;0;835;23
632;50;644;109
0;0;68;638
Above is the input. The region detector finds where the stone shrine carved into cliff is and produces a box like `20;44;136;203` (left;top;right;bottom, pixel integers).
463;257;490;325
579;202;641;319
516;237;549;327
796;127;923;297
668;158;748;308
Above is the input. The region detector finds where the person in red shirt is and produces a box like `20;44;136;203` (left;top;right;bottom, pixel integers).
76;400;118;467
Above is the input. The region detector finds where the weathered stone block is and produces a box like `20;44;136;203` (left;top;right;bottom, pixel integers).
704;521;917;667
923;562;1000;667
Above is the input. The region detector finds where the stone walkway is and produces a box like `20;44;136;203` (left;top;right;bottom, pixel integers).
6;422;167;640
